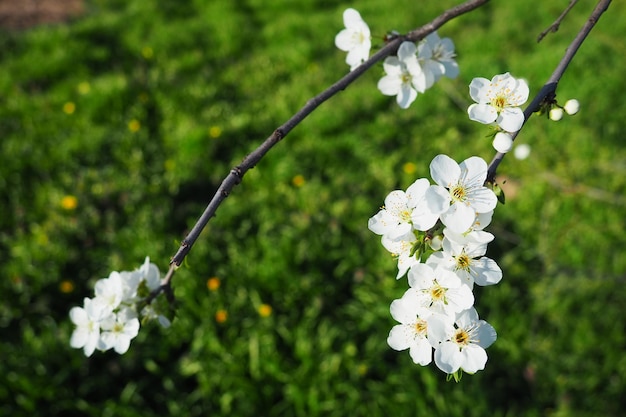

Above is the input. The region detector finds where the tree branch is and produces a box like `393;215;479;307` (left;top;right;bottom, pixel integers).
537;0;579;42
487;0;612;183
168;0;490;269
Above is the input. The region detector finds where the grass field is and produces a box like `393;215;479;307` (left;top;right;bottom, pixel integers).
1;0;625;416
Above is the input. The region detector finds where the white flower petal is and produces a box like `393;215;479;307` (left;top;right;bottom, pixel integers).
445;283;475;312
425;250;453;270
471;257;503;286
382;57;402;76
411;208;440;231
511;78;529;105
396;253;419;279
434;341;463;374
497;107;525;132
409;64;429;93
387;325;412;351
475;320;498;349
441;203;475;234
408;338;433;365
458;344;488;373
468;77;491;102
425;185;450;214
377;76;402;97
492;72;515;90
343;8;364;28
407;263;434;289
396;84;417;109
113;335;132;354
426;313;454;345
397;41;417;61
455;307;479;328
346;48;367;70
468;187;498;213
405;178;430;206
334;30;354;51
70;306;88;326
459;156;488;187
367;210;389;235
442;60;459;79
474;211;493;230
377;74;401;96
468;103;498;125
390;298;418;324
430;154;461;188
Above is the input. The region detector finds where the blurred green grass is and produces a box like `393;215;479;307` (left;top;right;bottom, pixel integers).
1;0;625;416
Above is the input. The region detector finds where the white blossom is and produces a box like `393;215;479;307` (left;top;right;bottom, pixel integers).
427;154;498;234
139;256;161;290
119;270;141;303
335;8;371;71
69;257;168;356
69;298;101;357
428;308;497;374
98;308;140;354
402;263;474;316
468;72;529;132
381;232;420;279
88;272;124;321
427;236;502;288
418;31;459;83
377;41;429;108
387;298;434;365
368;178;440;239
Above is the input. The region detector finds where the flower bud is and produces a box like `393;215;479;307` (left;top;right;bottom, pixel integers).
514;143;531;160
493;132;513;153
428;235;443;251
549;107;564;121
563;99;580;115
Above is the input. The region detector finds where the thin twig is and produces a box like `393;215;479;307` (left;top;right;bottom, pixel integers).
139;263;177;307
167;0;490;270
537;0;579;42
487;0;612;183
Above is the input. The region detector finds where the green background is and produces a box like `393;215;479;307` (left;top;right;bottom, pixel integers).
1;0;625;415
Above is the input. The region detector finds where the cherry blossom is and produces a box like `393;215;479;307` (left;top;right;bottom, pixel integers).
427;154;498;234
402;263;474;316
467;72;529;132
387;298;434;365
377;41;429;108
335;8;371;71
428;308;497;374
427;236;502;288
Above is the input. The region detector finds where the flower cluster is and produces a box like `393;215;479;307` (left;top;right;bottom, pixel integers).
377;32;459;109
466;72;530;153
335;8;458;108
69;257;171;356
369;154;500;377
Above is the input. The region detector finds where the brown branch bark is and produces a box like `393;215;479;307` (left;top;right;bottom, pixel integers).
537;0;579;42
167;0;491;272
